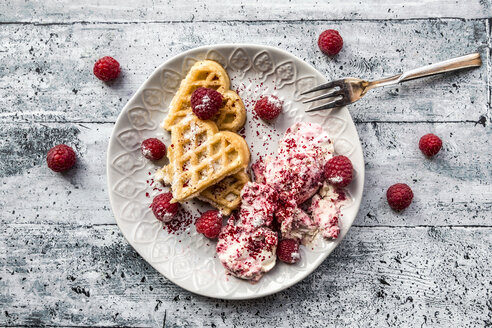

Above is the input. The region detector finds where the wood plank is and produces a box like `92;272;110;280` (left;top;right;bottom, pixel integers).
1;121;490;227
0;20;488;123
0;0;491;23
1;224;490;327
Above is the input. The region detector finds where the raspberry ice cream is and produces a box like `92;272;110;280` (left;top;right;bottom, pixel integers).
216;216;278;281
276;205;317;245
310;182;348;239
216;182;279;280
261;122;334;204
238;182;278;230
217;122;350;281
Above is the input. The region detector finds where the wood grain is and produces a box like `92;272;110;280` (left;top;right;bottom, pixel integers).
1;1;491;326
1;224;490;327
1;121;490;227
1;0;491;23
0;20;488;124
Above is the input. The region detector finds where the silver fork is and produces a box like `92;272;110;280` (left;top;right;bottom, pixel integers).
302;53;482;112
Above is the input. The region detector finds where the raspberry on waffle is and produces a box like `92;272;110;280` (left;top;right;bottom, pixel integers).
162;60;246;132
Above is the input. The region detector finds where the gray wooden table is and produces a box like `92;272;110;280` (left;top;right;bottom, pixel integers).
1;1;491;327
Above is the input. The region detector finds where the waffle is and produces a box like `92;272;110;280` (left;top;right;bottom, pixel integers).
162;60;246;132
163;115;250;202
158;165;249;215
197;171;250;215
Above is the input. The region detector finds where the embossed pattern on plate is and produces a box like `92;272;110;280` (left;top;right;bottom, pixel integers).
107;44;365;300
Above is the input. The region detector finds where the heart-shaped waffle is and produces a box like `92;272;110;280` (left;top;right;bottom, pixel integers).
163;116;250;202
197;171;250;215
158;167;250;215
162;60;246;132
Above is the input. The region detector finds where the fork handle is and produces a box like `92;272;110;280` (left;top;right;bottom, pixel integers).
368;53;482;89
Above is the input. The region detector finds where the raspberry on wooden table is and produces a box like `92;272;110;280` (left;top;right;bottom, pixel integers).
93;56;121;81
151;193;179;222
190;87;223;120
419;133;442;157
318;29;343;56
277;239;300;264
324;155;353;188
46;144;77;172
195;210;223;239
141;138;166;160
386;183;414;211
254;95;283;121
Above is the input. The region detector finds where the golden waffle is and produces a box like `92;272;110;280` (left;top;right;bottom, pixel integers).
164;115;250;202
197;171;250;215
162;60;246;132
158;165;249;215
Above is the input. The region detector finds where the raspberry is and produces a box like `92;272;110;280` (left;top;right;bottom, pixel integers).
190;87;223;120
419;133;442;157
318;29;343;56
195;210;223;239
254;95;283;121
141;138;166;160
386;183;413;211
324;155;353;188
46;144;77;172
93;56;120;81
276;239;300;264
151;193;179;222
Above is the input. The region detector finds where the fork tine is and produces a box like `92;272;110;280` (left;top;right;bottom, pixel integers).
300;80;338;95
305;97;345;112
300;79;346;95
302;89;343;104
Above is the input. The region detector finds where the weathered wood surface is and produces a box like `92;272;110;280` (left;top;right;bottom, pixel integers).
2;225;491;327
1;121;490;227
0;19;489;124
1;0;491;22
1;1;491;327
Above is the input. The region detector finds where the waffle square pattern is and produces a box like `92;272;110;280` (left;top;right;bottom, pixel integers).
162;60;246;132
164;115;250;203
198;171;250;215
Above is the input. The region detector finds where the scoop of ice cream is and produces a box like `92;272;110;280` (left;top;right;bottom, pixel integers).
239;182;278;230
279;122;334;162
216;216;278;281
263;153;324;204
276;205;318;245
261;122;335;205
309;182;348;239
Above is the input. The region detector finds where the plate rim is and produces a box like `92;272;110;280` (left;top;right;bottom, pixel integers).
106;43;365;300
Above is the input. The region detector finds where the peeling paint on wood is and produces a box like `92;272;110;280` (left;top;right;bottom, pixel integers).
1;225;491;327
0;20;488;123
0;0;490;23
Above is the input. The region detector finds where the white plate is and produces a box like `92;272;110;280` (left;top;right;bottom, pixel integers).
107;44;364;300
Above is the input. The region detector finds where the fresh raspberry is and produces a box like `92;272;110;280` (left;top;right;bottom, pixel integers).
190;87;223;120
386;183;414;211
93;56;120;81
141;138;166;160
276;239;300;264
151;193;179;222
254;95;283;121
46;144;77;172
419;133;442;157
195;210;223;239
318;29;343;56
324;155;353;188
